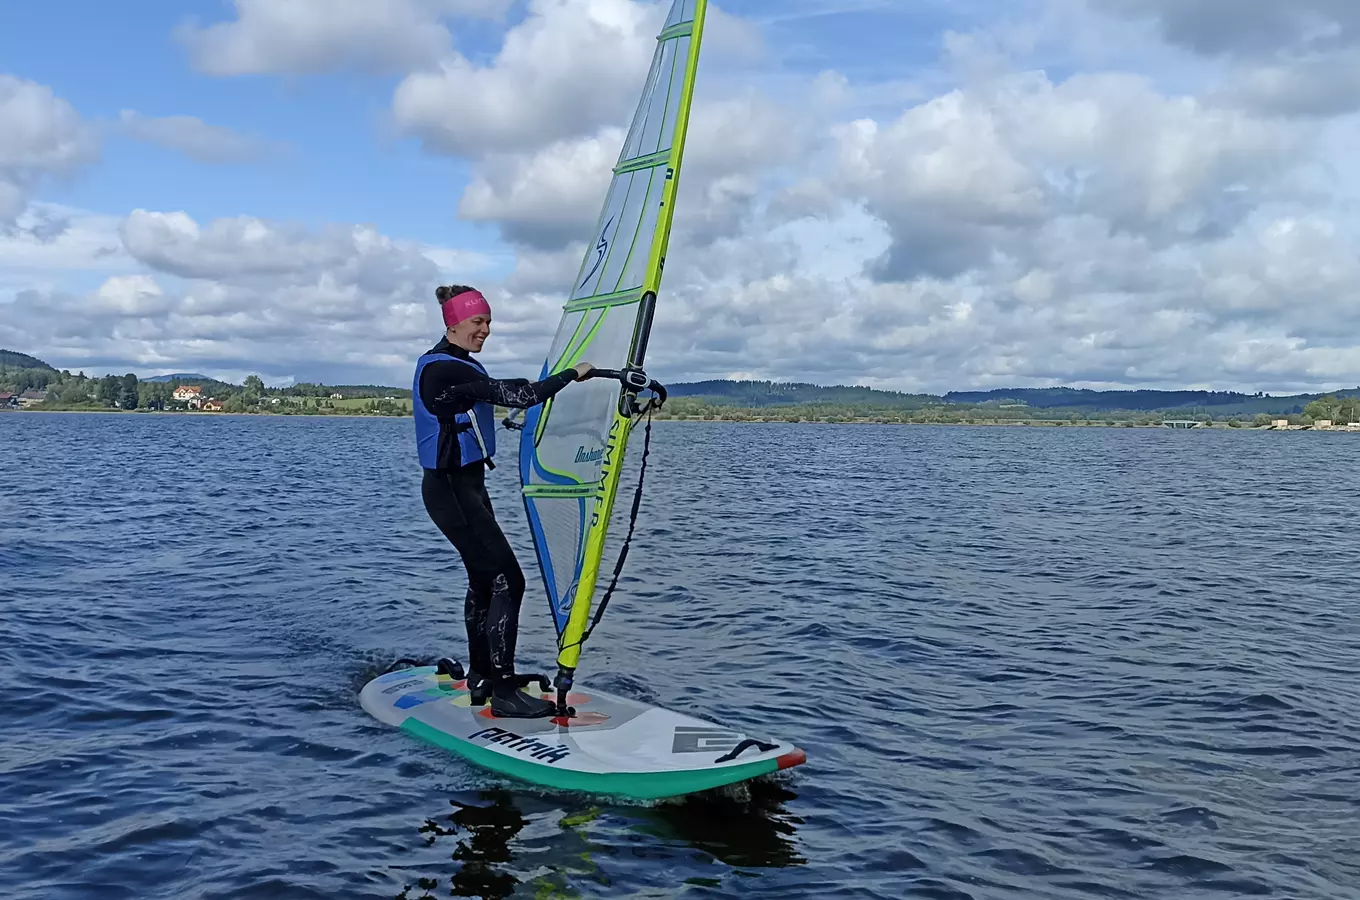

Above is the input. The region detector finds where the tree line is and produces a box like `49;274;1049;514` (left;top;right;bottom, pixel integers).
655;396;1360;426
1302;394;1360;423
0;364;410;417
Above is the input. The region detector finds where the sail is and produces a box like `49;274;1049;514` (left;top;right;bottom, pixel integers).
518;0;707;673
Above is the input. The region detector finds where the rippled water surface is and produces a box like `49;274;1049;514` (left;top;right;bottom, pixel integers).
3;412;1359;899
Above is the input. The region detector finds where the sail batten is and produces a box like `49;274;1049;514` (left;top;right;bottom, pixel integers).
562;288;643;313
615;149;673;175
657;22;693;41
523;484;597;498
518;0;707;661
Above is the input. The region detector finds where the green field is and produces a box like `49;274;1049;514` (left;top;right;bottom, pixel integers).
329;397;413;414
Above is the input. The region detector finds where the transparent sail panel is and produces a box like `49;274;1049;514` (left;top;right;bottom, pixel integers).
633;38;680;159
664;0;695;29
522;494;587;634
526;304;640;488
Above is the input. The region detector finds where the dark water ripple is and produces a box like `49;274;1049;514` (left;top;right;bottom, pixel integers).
3;413;1359;898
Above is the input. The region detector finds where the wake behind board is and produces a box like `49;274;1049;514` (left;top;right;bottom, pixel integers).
360;666;805;801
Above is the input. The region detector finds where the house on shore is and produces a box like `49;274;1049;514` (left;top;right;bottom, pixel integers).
18;390;47;408
172;385;204;409
1268;418;1360;431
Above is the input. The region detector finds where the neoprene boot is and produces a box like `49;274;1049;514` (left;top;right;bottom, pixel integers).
489;674;556;718
465;672;490;706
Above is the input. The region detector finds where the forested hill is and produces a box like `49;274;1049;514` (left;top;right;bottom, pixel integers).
666;379;936;409
663;379;1360;418
940;386;1360;415
143;373;212;383
0;350;56;370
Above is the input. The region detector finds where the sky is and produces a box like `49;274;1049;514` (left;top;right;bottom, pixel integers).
2;0;1359;394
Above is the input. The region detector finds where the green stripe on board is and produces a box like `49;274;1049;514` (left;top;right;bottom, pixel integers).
563;288;643;313
400;718;779;800
614;150;671;176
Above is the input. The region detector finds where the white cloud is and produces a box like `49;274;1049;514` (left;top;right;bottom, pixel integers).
176;0;511;76
625;194;1360;394
0;204;134;303
503;242;589;295
1221;54;1360;118
117;210;493;292
827;69;1309;280
88;274;173;317
2;208;511;384
116;110;284;164
454;82;807;256
393;0;664;157
0;76;99;224
1088;0;1360;116
1089;0;1360;60
458;129;624;249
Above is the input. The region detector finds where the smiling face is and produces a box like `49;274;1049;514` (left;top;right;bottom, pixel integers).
447;314;491;353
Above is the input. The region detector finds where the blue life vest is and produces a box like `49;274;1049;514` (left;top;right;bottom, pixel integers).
413;350;497;470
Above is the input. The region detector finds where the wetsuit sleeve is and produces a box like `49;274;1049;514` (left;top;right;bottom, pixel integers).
421;362;579;417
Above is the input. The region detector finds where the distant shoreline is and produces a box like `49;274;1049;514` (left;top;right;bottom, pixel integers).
7;407;1353;431
3;408;400;420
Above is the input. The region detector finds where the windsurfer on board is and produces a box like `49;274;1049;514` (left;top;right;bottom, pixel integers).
413;284;593;718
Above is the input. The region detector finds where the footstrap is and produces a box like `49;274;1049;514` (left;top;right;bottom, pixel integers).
714;737;778;763
512;673;551;693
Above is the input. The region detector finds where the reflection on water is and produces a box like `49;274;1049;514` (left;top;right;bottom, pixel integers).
397;778;806;899
631;779;807;870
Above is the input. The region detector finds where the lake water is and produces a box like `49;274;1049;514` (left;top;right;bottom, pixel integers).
2;412;1358;899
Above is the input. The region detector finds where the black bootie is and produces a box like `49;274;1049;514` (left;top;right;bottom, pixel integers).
489;674;556;719
465;672;491;706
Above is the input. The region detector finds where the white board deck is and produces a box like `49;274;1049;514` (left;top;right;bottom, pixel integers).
360;666;806;800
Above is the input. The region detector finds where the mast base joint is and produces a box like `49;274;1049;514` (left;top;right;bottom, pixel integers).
552;666;577;720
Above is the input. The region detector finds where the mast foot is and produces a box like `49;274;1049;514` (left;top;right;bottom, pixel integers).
552;666;577;719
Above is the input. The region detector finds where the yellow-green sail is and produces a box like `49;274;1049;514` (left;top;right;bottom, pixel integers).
517;0;707;705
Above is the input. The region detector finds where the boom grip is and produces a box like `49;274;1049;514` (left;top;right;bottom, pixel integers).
583;368;665;397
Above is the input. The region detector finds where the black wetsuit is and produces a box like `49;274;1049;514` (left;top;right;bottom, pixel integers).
417;338;578;685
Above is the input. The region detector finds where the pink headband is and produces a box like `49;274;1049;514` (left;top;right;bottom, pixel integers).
441;288;491;328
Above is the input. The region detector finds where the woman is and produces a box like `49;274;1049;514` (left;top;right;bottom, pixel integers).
413;284;593;718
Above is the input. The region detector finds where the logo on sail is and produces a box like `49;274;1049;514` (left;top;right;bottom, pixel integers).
574;445;604;464
559;579;578;618
579;215;614;287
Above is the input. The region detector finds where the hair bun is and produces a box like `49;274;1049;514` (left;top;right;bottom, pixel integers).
435;284;475;304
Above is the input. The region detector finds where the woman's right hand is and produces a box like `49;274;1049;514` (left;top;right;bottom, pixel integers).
573;361;595;379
